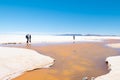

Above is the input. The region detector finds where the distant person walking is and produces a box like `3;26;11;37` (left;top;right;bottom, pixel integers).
73;35;75;40
26;34;31;44
73;35;75;43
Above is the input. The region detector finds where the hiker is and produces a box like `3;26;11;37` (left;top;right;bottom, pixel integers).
26;34;31;44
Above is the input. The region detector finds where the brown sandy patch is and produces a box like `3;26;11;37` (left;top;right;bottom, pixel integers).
12;42;119;80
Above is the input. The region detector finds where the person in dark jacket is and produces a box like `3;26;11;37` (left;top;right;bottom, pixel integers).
26;34;31;44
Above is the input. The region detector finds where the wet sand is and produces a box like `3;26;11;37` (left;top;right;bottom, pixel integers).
7;41;120;80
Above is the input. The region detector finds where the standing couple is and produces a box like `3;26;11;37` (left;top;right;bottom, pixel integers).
26;34;31;44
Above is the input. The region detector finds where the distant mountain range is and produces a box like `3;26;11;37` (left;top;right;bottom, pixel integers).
55;34;118;36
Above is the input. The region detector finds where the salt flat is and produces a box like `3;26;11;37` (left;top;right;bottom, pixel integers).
95;43;120;80
0;35;120;44
95;56;120;80
107;43;120;48
1;35;120;80
0;47;54;80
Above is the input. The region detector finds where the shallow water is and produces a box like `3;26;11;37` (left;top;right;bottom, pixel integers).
4;42;120;80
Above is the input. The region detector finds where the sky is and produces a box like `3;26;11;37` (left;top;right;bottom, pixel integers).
0;0;120;35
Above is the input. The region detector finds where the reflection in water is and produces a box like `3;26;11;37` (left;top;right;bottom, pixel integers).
26;43;31;48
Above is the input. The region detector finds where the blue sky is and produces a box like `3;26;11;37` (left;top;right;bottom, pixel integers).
0;0;120;35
